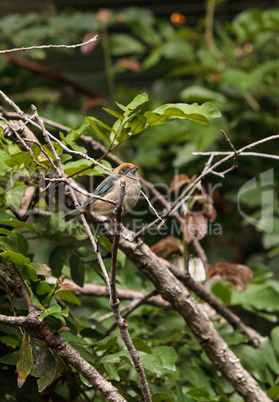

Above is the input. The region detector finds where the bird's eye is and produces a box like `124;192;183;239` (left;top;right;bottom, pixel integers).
122;167;127;173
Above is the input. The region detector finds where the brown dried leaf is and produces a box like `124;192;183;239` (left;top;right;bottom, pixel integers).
169;174;197;192
60;326;71;332
95;9;113;22
151;236;183;258
203;202;217;222
40;264;52;275
117;58;141;71
181;213;207;243
81;33;100;55
181;213;194;243
208;261;253;292
194;214;208;240
19;185;37;219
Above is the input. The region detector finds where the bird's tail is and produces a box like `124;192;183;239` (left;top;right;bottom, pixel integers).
63;206;84;222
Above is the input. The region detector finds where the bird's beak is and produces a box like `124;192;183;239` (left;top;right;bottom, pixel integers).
129;166;139;174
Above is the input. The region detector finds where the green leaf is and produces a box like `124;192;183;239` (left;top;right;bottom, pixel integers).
16;232;28;256
24;264;39;282
86;116;115;133
0;350;19;365
79;373;93;388
17;332;33;388
63;159;93;176
152;346;177;371
103;107;124;120
102;350;132;366
161;40;194;61
35;281;51;296
211;282;232;305
110;34;145;55
103;363;120;381
144;111;169;126
153;102;221;122
0;228;15;236
55;289;81;306
140;353;163;374
31;143;41;159
267;386;279;400
4;152;31;168
69;255;85;287
86;117;110;142
0;250;30;265
180;85;227;105
95;336;118;352
116;127;130;142
271;327;279;356
49;246;66;277
231;283;279;311
261;338;279;373
132;337;152;354
0;150;13;175
31;338;56;392
38;304;68;325
0;219;35;231
126;93;149;110
0;236;18;252
115;101;128;112
187;388;210;399
60;331;90;346
129;115;147;134
152;393;175;402
63;130;87;153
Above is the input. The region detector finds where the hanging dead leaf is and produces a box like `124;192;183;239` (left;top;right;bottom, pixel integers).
208;261;253;292
19;185;37;219
117;58;141;71
95;9;113;22
41;264;52;275
81;33;100;55
169;174;197;192
181;213;207;243
59;326;71;332
151;236;183;258
203;202;217;222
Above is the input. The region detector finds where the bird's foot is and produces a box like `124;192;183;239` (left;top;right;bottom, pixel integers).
113;206;125;216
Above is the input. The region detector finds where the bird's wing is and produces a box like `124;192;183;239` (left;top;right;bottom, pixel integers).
82;175;119;207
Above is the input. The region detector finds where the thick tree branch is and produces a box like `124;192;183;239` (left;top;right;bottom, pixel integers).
0;260;126;401
46;278;171;308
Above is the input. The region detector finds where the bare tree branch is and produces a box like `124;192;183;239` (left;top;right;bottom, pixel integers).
0;254;126;402
0;36;98;54
109;182;152;402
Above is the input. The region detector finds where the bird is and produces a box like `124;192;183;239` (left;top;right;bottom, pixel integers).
63;163;141;222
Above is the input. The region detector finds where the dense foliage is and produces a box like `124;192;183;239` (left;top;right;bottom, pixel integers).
0;4;279;401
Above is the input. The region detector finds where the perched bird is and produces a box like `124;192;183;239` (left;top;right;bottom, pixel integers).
63;163;141;222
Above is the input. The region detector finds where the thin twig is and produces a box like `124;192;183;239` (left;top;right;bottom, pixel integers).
0;92;111;175
43;176;117;206
110;182;152;402
140;190;165;225
99;290;159;340
0;36;98;54
193;151;279;161
169;133;279;216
